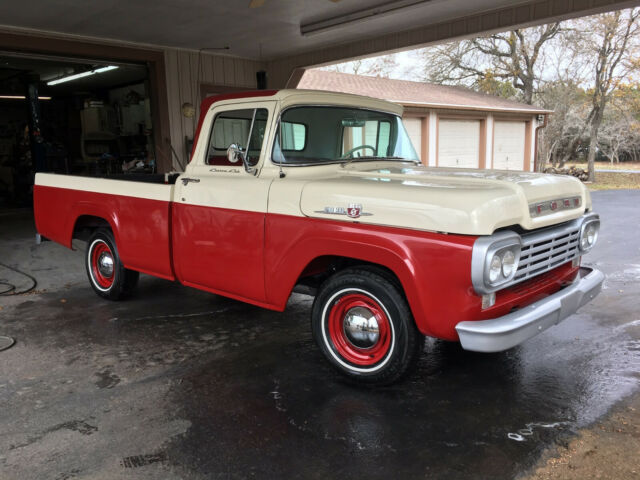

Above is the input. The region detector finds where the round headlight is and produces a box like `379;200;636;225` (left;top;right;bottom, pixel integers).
580;220;600;251
502;249;517;278
585;223;598;247
489;254;502;283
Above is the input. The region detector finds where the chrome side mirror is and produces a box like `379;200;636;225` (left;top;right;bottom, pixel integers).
226;144;242;164
227;143;257;175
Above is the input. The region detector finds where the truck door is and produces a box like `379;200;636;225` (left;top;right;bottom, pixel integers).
172;101;275;303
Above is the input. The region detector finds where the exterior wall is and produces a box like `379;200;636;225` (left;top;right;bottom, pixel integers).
529;118;538;171
403;108;537;171
164;49;266;170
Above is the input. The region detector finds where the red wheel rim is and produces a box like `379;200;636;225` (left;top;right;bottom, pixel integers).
327;293;392;366
91;241;114;289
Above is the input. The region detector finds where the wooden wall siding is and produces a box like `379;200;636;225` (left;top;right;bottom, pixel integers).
267;0;637;88
164;49;266;170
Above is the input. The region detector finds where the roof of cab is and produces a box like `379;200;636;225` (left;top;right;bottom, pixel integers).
199;89;403;116
191;89;404;158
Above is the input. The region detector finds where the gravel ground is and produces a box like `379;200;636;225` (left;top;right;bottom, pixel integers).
523;395;640;479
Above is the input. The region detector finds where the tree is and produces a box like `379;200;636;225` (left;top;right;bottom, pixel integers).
321;54;399;78
476;70;518;98
575;9;640;180
598;85;640;163
420;23;561;104
536;81;590;168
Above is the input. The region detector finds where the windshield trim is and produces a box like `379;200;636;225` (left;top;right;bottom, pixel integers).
271;104;410;167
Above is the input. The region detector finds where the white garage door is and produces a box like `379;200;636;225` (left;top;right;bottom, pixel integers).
403;117;422;161
438;119;480;168
493;121;526;170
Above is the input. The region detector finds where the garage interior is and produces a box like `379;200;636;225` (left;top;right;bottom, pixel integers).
0;53;155;207
0;0;638;478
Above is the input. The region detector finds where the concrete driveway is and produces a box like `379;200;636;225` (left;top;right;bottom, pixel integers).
0;190;638;479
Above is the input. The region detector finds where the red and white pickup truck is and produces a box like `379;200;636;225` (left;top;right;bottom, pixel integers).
34;89;603;384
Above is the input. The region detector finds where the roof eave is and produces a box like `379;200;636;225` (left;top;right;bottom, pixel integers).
393;100;553;114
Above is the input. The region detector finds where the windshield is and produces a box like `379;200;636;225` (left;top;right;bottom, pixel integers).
272;106;419;165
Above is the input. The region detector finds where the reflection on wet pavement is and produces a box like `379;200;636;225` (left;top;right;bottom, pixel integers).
0;190;638;479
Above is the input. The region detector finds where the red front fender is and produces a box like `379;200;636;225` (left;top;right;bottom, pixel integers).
264;214;477;339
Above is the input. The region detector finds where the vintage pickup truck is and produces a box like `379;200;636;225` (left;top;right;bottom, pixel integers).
34;89;603;384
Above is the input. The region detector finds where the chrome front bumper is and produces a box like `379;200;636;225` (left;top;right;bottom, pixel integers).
455;267;604;353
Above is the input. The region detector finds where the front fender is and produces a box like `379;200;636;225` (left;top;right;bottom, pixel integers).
264;214;476;338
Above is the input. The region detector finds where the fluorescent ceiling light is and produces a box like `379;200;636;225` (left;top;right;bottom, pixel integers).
47;65;119;86
301;0;432;36
0;95;51;100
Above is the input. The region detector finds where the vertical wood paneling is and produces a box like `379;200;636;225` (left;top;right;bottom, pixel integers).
213;56;225;85
223;57;235;85
235;59;245;87
164;48;265;170
203;54;214;84
177;52;192;148
164;49;185;171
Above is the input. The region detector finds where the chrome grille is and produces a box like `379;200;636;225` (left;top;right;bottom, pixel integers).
514;221;581;283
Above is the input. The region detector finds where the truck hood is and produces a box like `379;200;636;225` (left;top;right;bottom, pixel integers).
299;163;590;235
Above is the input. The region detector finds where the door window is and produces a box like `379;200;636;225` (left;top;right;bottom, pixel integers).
207;108;268;166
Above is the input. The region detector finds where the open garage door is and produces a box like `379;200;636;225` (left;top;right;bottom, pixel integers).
438;119;479;168
493;121;525;170
0;52;157;206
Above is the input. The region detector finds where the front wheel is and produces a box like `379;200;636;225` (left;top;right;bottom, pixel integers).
311;268;422;385
85;229;139;300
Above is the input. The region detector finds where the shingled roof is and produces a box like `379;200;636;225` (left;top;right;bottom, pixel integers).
298;70;551;114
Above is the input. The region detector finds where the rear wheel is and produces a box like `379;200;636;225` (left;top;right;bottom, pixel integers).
86;229;138;300
311;268;422;385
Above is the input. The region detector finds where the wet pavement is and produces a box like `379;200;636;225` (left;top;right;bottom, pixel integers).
0;190;639;479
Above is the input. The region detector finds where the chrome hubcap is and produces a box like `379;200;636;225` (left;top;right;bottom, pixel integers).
97;252;114;277
343;306;379;349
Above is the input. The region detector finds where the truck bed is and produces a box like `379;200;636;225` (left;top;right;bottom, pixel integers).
34;172;176;280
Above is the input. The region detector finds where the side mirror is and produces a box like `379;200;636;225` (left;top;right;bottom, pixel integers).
227;144;242;164
227;143;258;176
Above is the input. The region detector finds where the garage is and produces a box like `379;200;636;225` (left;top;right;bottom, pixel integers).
0;53;157;206
298;70;548;171
492;120;526;170
437;119;481;168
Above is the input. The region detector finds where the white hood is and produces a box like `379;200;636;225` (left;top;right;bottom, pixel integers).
299;163;590;236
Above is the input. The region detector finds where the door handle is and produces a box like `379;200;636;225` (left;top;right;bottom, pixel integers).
181;177;201;186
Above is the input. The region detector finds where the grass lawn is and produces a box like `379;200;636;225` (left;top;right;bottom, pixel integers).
549;161;640;189
587;171;640;190
566;161;640;171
